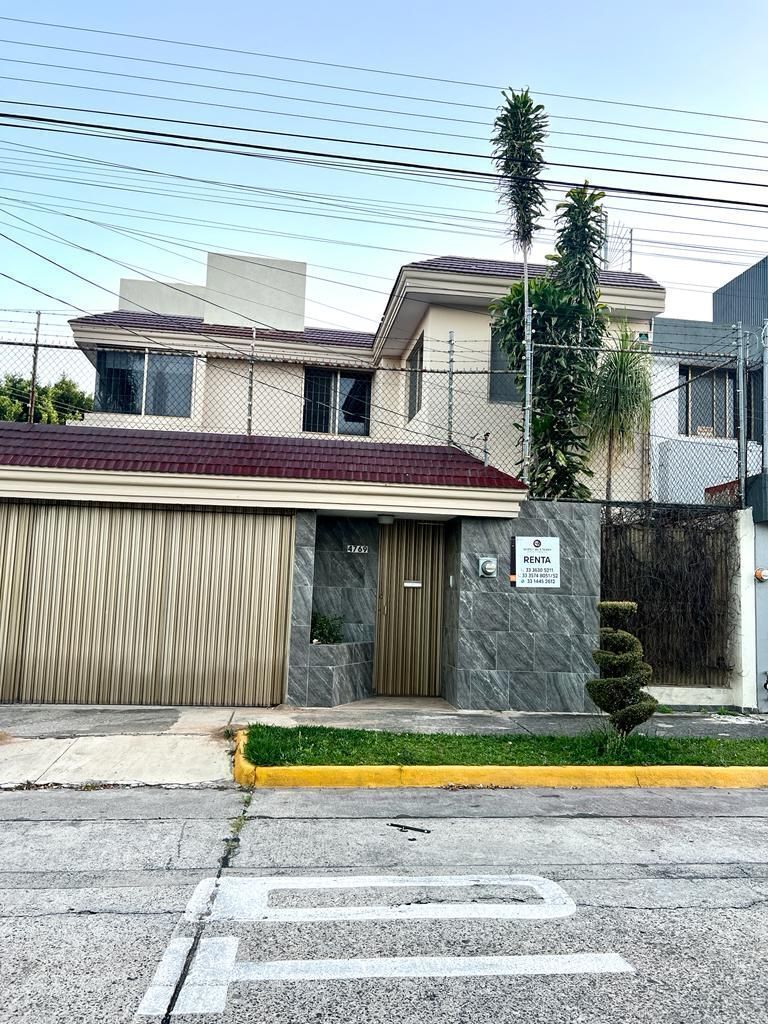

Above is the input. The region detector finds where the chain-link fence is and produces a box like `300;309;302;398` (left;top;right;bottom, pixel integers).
0;334;758;508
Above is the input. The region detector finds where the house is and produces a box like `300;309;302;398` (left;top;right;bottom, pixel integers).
0;252;665;711
649;318;763;505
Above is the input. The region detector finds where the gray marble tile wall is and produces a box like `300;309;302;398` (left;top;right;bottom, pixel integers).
450;501;600;711
284;511;317;706
305;515;379;706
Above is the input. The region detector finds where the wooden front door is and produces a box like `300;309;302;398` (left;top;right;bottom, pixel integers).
374;521;444;696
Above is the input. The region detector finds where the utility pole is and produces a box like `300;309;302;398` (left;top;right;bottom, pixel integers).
447;330;455;445
27;310;41;423
737;321;747;508
628;228;633;272
762;319;768;474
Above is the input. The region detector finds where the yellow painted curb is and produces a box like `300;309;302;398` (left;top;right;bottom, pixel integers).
232;733;768;789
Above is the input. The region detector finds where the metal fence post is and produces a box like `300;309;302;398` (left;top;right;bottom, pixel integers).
27;310;40;423
737;320;747;508
762;319;768;475
447;329;455;446
246;343;255;436
522;306;533;484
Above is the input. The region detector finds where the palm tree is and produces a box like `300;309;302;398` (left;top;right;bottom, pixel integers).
492;89;548;482
588;323;651;502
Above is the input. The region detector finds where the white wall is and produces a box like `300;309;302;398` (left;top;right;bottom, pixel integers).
119;280;207;317
203;254;306;331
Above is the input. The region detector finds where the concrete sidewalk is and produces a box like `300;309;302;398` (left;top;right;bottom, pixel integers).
2;698;767;787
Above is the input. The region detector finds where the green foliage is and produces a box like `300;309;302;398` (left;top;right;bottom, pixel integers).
311;612;344;645
490;277;597;498
597;600;637;631
588;323;651;500
548;184;607;312
0;373;93;424
492;88;548;252
588;601;657;735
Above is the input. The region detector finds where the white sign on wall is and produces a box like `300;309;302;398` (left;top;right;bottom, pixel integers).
512;536;561;589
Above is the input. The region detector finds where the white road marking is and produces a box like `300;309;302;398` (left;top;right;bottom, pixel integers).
135;936;194;1016
137;873;634;1017
167;939;633;1013
191;873;576;923
234;950;635;982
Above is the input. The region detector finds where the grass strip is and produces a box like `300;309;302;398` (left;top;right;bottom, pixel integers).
244;724;768;768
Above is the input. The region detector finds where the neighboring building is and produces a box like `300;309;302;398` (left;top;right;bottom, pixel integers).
649;318;763;504
0;251;666;711
713;254;768;326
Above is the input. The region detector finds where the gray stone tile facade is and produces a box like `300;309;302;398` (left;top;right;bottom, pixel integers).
304;516;378;706
443;501;600;712
285;503;599;711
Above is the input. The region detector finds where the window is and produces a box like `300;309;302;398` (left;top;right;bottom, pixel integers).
406;335;423;420
678;365;736;438
302;368;371;436
489;329;521;403
94;349;194;418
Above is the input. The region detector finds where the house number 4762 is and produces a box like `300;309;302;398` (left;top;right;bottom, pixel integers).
346;544;369;554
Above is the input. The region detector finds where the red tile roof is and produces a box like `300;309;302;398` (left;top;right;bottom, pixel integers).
405;256;662;291
69;311;375;349
0;424;525;490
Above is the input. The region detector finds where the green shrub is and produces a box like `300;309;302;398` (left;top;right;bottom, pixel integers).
311;612;344;645
598;601;637;631
586;601;657;735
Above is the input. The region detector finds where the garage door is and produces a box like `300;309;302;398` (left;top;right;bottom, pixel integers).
0;502;293;706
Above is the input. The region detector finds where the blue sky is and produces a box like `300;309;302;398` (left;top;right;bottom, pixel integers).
0;0;767;359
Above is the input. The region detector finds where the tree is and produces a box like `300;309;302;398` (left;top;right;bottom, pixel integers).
588;322;651;502
587;601;657;735
492;88;548;481
490;181;609;499
0;373;93;424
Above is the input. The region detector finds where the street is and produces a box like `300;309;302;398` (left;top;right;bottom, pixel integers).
1;786;768;1022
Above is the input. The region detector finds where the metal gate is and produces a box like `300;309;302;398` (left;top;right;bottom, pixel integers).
374;521;444;696
0;502;294;706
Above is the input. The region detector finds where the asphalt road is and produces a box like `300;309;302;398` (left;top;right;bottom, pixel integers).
2;786;768;1023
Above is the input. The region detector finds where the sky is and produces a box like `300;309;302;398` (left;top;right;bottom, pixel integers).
1;0;767;380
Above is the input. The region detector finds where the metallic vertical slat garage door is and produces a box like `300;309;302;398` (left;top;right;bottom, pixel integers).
0;503;294;706
374;521;444;696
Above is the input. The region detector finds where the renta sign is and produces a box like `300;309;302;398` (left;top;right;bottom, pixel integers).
511;536;561;589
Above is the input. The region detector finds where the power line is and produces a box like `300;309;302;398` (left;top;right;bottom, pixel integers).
1;16;765;128
8;97;768;192
6;110;768;213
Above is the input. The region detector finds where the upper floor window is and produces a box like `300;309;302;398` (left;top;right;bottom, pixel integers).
678;365;735;438
489;330;521;403
303;368;371;436
94;349;194;418
406;335;423;420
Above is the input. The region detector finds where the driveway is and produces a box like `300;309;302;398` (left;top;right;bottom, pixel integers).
2;785;768;1022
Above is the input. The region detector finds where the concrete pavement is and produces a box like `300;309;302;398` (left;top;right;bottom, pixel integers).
2;700;767;787
2;785;768;1022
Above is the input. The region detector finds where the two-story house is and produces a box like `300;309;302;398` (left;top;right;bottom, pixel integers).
0;252;665;712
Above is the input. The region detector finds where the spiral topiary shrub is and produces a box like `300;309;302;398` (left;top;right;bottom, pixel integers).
586;601;657;735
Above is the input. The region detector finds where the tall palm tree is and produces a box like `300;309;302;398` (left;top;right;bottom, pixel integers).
492;89;548;482
588;323;652;502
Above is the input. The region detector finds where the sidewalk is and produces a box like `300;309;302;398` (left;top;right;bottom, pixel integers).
2;699;767;787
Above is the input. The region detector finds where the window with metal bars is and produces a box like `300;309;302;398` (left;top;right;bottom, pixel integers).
677;365;736;438
302;368;371;436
